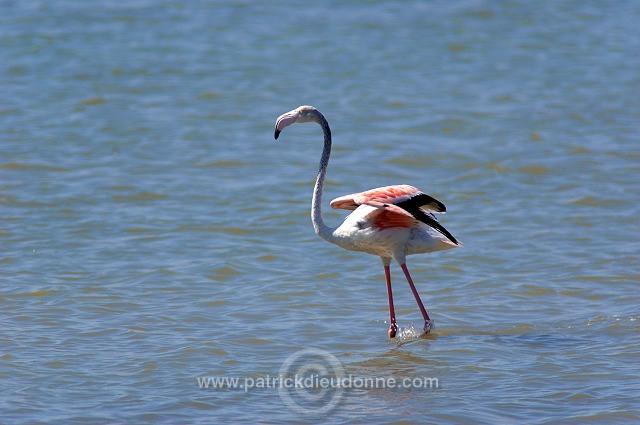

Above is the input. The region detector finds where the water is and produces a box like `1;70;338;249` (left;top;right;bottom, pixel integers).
2;1;639;423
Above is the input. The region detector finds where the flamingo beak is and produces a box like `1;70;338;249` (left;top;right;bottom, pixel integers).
274;110;299;140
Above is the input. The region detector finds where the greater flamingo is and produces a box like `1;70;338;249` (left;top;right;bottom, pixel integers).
274;105;460;338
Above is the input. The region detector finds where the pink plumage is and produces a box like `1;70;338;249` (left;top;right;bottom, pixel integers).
332;184;422;208
331;184;457;246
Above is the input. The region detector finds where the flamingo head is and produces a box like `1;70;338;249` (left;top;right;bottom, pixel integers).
274;105;320;139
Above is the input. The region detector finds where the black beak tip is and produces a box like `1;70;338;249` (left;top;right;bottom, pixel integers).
274;129;280;140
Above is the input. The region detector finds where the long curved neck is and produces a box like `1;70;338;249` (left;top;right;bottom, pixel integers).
311;114;335;241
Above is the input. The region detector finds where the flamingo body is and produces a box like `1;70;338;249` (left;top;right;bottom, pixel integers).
274;105;460;337
329;185;458;263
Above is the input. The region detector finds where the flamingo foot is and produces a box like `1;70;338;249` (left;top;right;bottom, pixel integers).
423;320;435;335
388;323;398;338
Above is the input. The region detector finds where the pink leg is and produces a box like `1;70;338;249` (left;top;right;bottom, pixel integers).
385;265;398;338
400;263;432;326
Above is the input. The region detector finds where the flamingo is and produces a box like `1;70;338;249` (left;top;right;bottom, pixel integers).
274;105;460;338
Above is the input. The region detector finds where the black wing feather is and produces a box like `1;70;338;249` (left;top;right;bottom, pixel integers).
396;195;458;245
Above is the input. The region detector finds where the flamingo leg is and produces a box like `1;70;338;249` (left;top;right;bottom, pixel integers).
400;263;432;331
384;265;398;338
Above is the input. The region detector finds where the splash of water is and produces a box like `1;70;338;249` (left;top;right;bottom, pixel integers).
394;320;436;345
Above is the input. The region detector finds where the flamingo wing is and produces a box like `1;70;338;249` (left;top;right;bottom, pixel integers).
330;185;458;245
362;202;419;230
329;194;360;211
331;185;446;213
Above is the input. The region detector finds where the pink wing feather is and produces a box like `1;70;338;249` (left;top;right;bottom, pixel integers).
330;185;419;210
363;202;417;230
330;185;444;212
330;186;423;230
330;184;457;244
